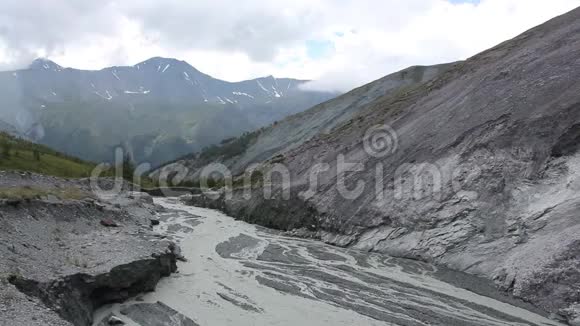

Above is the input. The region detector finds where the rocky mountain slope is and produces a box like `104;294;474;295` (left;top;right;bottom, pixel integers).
152;63;453;181
0;57;336;165
182;6;580;324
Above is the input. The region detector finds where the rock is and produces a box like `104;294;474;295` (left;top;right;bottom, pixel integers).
139;193;155;204
121;302;199;326
560;304;580;325
108;315;125;325
155;204;167;212
150;219;160;226
96;314;125;326
2;199;22;208
41;194;61;203
167;243;187;262
100;218;119;227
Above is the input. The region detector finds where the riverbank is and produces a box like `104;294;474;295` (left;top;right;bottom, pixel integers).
0;172;179;326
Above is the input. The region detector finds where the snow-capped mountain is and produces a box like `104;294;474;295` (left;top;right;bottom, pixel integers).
15;57;318;108
0;57;336;165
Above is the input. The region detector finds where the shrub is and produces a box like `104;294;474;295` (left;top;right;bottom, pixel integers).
1;142;11;159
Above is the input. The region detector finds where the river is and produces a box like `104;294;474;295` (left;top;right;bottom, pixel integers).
93;197;562;326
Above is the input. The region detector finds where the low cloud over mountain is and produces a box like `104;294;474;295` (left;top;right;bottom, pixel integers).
1;0;578;91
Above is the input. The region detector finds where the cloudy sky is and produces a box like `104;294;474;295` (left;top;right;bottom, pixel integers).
0;0;578;91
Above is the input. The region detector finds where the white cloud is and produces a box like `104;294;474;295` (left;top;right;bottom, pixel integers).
300;0;580;91
0;0;578;91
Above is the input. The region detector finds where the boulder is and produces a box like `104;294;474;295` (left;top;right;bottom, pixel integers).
121;302;198;326
108;315;125;325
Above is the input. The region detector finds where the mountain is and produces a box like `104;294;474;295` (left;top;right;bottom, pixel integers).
170;6;580;323
0;57;336;166
152;63;453;179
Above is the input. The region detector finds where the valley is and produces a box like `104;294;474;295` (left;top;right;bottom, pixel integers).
2;3;580;326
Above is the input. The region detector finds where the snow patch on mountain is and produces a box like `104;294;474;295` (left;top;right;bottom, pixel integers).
233;91;255;99
257;80;270;94
94;90;113;101
124;90;151;95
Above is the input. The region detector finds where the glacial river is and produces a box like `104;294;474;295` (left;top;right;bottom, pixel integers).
93;197;563;326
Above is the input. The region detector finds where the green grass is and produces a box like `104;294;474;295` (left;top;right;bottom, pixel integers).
0;132;161;188
0;132;97;178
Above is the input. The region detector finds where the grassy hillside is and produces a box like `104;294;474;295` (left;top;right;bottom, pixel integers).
0;132;97;178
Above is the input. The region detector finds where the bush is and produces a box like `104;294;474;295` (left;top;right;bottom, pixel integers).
1;142;11;159
122;155;135;181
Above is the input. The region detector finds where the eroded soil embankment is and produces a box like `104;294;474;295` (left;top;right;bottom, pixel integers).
0;174;179;326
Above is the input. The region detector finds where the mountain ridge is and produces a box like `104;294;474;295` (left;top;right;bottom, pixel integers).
0;56;337;165
27;56;302;82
